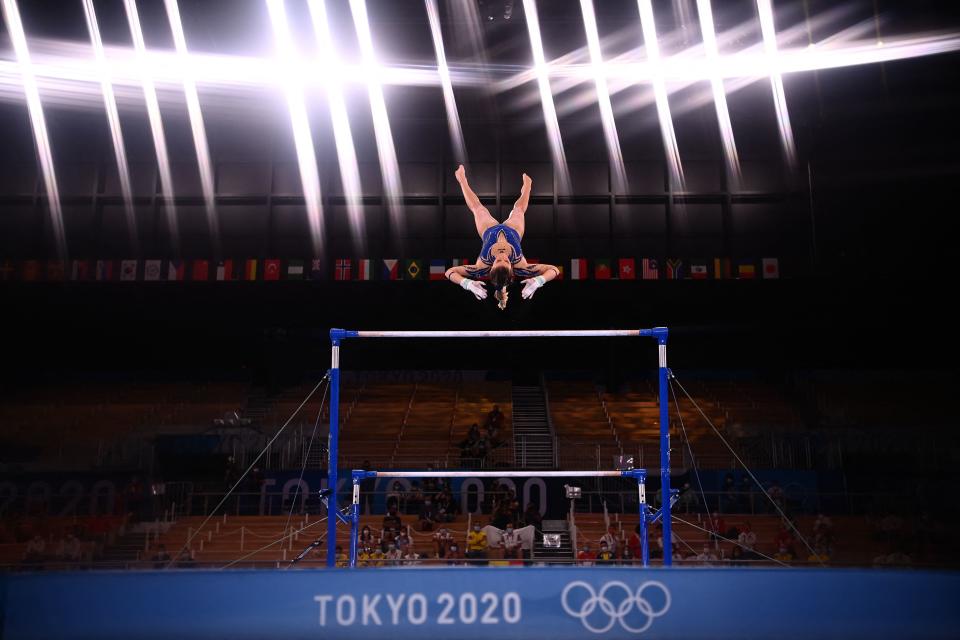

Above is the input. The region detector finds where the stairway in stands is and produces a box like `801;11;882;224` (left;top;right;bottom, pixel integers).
511;374;555;469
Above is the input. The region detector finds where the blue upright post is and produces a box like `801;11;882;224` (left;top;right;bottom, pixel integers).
349;470;361;568
326;331;343;568
636;469;649;568
653;327;671;566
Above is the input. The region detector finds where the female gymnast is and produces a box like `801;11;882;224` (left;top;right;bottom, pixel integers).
445;165;560;310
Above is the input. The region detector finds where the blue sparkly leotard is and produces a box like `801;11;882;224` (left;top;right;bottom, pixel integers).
469;224;539;278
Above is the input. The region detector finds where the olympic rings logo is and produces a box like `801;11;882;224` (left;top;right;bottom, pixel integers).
560;580;671;635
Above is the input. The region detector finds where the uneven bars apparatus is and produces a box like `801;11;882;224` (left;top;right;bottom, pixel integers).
327;327;671;568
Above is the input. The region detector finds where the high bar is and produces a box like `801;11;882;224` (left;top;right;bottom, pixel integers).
331;328;667;340
355;470;640;478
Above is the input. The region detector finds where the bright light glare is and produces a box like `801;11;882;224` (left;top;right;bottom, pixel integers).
697;0;741;188
124;0;179;253
523;0;571;194
757;0;797;168
350;0;404;235
82;0;138;254
638;0;684;190
266;0;325;257
308;0;366;250
426;0;467;165
165;0;220;256
580;0;627;193
2;0;67;261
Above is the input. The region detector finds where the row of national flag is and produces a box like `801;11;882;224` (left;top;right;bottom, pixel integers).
0;257;780;282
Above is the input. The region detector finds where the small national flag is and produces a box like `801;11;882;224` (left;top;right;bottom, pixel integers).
120;260;138;281
166;260;185;281
22;260;40;282
451;258;473;267
713;258;732;280
570;258;588;280
334;259;352;281
666;258;684;280
382;259;399;280
309;259;322;280
244;259;258;281
192;260;209;282
216;260;235;281
642;258;659;280
738;262;757;280
46;261;65;282
144;260;162;281
594;259;612;280
618;258;636;280
286;259;304;280
429;259;446;281
264;259;281;281
96;260;114;282
762;258;780;279
69;260;90;282
404;259;424;281
0;260;15;281
356;259;372;281
690;262;708;280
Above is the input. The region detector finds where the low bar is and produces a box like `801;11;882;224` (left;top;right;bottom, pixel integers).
364;470;632;478
332;328;662;340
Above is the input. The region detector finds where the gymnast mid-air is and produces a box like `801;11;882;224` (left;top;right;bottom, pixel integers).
445;165;560;310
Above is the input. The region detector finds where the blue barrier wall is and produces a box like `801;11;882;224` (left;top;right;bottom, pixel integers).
2;568;958;639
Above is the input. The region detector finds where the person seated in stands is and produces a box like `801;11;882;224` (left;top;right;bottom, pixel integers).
696;544;718;565
626;524;643;561
621;545;635;566
384;541;403;565
335;545;349;568
500;523;522;560
774;523;796;557
57;532;82;562
577;542;597;566
807;544;830;564
599;526;619;558
407;482;425;514
357;544;374;567
491;501;513;530
418;498;438;531
176;548;195;568
812;513;834;551
597;542;615;565
737;523;757;554
152;544;172;569
386;481;405;514
656;526;678;560
446;542;465;566
433;527;453;559
467;523;488;565
394;529;411;554
774;544;795;563
381;526;397;547
484;405;505;434
523;502;543;530
403;548;422;565
23;534;46;564
359;525;376;549
434;489;456;522
382;505;402;532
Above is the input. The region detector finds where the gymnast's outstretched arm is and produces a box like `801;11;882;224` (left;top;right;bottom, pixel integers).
445;265;487;301
520;263;560;300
